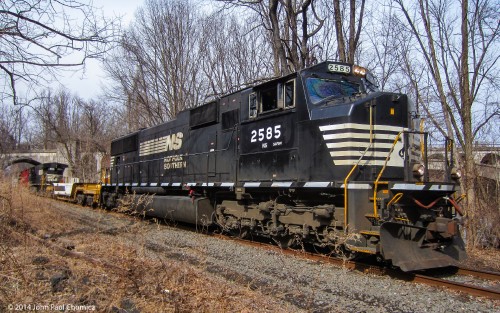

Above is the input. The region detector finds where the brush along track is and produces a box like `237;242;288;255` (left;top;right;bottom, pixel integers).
43;198;500;301
25;196;500;306
7;195;498;312
211;233;500;301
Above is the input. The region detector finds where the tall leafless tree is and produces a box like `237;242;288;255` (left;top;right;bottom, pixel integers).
393;0;500;246
30;89;116;181
105;0;203;129
219;0;325;75
0;0;118;105
199;11;275;97
332;0;366;63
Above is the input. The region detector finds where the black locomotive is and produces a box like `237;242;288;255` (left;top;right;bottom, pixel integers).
17;160;67;192
103;61;466;271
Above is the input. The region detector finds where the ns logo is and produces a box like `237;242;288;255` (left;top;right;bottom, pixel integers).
140;132;184;156
164;132;183;151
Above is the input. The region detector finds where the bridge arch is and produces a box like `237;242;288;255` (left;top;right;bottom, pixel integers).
8;158;41;167
481;153;500;166
428;153;445;160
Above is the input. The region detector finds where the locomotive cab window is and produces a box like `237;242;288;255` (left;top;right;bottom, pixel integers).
284;80;295;108
260;85;279;112
306;77;360;105
249;93;257;118
249;81;294;118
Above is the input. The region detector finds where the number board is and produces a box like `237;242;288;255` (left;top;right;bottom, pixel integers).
327;63;351;74
240;114;295;154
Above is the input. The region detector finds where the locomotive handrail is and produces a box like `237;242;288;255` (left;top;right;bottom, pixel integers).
387;193;403;208
344;103;375;232
373;131;403;217
343;142;374;232
112;126;238;185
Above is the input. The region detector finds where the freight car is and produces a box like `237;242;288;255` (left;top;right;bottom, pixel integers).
13;160;101;206
53;182;101;207
101;61;465;271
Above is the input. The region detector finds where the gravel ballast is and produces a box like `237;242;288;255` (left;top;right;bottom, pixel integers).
39;201;500;312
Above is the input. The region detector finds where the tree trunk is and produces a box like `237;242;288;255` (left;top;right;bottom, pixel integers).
333;0;347;62
269;0;289;75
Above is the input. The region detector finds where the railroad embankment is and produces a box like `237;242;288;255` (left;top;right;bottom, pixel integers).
1;181;498;312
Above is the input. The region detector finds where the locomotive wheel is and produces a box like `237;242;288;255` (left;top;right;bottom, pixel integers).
339;246;357;260
76;194;85;206
85;195;94;207
273;235;295;249
229;227;249;239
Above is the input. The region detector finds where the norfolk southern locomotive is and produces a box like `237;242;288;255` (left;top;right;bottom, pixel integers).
102;61;466;271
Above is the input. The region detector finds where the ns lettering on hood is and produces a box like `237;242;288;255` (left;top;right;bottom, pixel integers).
139;132;183;156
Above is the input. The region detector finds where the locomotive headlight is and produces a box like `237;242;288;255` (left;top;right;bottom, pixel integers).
353;65;367;77
451;167;462;180
412;163;425;178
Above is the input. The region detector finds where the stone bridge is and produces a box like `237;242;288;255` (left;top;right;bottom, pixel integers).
427;144;500;181
1;148;104;182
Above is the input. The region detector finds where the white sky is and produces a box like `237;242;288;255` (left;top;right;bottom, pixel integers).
58;0;143;100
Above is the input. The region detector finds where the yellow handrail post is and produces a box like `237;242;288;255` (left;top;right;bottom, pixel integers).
373;131;403;217
343;104;375;233
344;164;357;233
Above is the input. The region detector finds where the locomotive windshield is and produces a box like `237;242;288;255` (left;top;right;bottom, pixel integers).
302;63;379;107
306;78;361;105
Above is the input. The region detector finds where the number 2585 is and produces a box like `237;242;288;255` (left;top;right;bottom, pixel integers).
250;125;281;142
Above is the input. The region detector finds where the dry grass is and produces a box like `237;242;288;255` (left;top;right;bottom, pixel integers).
461;247;500;272
1;178;499;312
0;180;292;312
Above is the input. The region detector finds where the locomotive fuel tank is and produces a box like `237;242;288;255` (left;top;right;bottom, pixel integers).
131;195;214;227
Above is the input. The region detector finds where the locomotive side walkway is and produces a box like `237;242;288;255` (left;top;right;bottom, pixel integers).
1;189;499;312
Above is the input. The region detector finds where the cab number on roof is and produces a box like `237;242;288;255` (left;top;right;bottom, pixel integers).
328;64;351;74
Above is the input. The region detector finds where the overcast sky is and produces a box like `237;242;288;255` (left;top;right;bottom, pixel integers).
59;0;143;100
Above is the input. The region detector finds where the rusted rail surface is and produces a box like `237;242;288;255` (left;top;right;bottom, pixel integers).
456;267;500;281
412;272;500;300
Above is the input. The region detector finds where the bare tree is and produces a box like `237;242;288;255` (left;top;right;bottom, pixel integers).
0;0;118;104
332;0;366;63
219;0;325;75
362;2;403;91
0;108;17;154
0;103;31;153
199;11;275;97
105;0;203;129
32;90;81;174
30;89;115;181
393;0;500;246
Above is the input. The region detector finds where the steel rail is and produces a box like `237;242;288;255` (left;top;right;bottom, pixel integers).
456;267;500;281
412;273;500;300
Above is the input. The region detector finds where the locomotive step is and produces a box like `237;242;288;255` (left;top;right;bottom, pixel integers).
346;244;378;255
365;213;380;220
365;214;381;226
360;230;380;237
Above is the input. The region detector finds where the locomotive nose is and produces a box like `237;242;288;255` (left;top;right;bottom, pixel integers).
379;221;467;272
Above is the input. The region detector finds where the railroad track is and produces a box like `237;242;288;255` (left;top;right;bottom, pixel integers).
46;199;500;301
412;269;500;300
212;233;500;301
